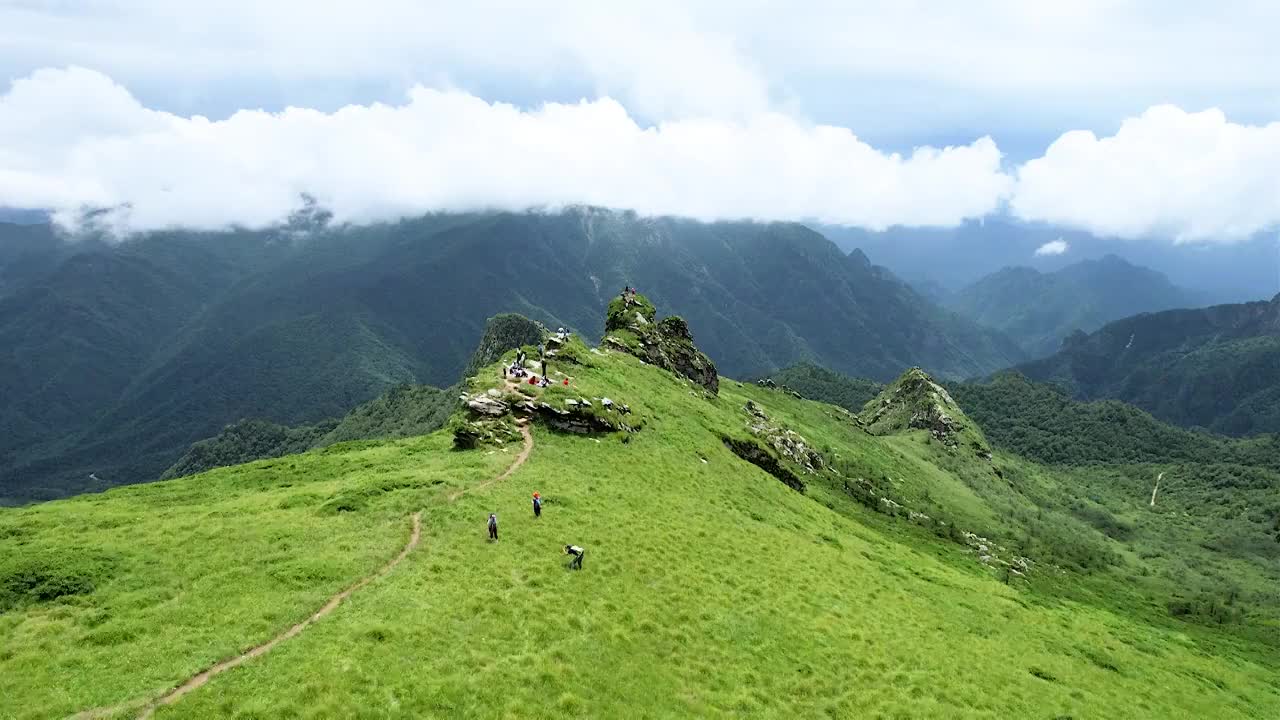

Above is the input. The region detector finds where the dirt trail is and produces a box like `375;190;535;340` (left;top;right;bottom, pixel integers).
449;424;533;501
72;424;534;720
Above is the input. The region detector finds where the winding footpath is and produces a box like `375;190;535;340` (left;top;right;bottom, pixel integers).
72;425;534;720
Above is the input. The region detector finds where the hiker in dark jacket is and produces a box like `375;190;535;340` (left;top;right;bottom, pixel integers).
532;492;542;518
487;513;498;541
564;544;584;569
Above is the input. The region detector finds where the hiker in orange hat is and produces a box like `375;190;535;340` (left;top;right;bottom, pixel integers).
532;492;542;518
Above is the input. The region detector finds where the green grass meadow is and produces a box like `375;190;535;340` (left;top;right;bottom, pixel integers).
3;344;1279;718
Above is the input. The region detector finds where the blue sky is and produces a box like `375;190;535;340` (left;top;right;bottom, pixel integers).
1;0;1279;244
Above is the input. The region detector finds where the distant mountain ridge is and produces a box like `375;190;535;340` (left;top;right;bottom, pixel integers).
1013;294;1280;436
822;217;1278;305
0;209;1023;503
949;254;1204;357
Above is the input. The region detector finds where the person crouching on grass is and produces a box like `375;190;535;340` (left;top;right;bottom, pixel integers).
564;544;584;570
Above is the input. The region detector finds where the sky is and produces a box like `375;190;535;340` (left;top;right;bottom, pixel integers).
1;0;1279;246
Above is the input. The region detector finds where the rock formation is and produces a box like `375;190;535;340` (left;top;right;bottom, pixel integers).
603;293;719;394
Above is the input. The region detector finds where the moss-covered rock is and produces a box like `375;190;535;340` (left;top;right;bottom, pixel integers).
604;294;719;394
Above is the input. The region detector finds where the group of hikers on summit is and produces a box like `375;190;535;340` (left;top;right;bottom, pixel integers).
504;342;569;389
487;298;647;566
487;327;602;570
485;493;584;570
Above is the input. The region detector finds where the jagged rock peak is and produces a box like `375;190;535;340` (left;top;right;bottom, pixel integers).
603;292;719;394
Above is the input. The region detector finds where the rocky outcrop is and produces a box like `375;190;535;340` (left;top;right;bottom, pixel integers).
743;400;825;473
465;389;509;417
603;293;719;394
859;367;992;458
454;387;639;447
722;437;805;493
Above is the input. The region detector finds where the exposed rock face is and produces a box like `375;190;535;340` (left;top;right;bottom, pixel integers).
722;437;805;493
604;294;719;394
743;400;825;473
465;393;509;417
524;401;632;434
454;386;638;447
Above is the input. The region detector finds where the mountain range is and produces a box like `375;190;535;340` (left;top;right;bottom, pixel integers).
0;209;1024;503
822;217;1279;305
948;255;1203;357
1013;294;1280;435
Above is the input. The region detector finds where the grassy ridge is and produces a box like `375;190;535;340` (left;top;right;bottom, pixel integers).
2;343;1279;718
0;434;512;719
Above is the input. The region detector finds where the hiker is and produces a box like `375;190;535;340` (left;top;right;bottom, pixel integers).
532;492;542;518
538;342;546;360
487;513;498;541
541;359;547;378
539;375;550;388
564;544;584;570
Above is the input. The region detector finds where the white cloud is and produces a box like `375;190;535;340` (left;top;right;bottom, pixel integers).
1034;239;1069;256
0;67;1012;234
1011;105;1280;242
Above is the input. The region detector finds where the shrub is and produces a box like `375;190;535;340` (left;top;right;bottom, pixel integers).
0;552;107;609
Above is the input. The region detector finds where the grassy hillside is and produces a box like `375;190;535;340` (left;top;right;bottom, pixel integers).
950;255;1201;357
1014;294;1280;435
754;363;1280;641
2;304;1277;719
1;209;1024;503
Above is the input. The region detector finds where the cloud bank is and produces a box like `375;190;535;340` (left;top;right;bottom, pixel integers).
1;68;1279;243
0;67;1011;234
1012;105;1280;242
1034;240;1069;256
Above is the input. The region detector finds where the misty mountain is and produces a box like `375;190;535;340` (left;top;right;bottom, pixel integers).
0;210;1023;503
1013;294;1280;436
949;254;1204;357
822;217;1279;306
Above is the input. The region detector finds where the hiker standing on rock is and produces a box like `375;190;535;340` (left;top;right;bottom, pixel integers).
564;544;584;570
487;513;499;541
532;492;542;518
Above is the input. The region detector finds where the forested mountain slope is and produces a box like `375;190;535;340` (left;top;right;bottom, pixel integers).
950;255;1202;357
0;209;1022;503
1012;294;1280;435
